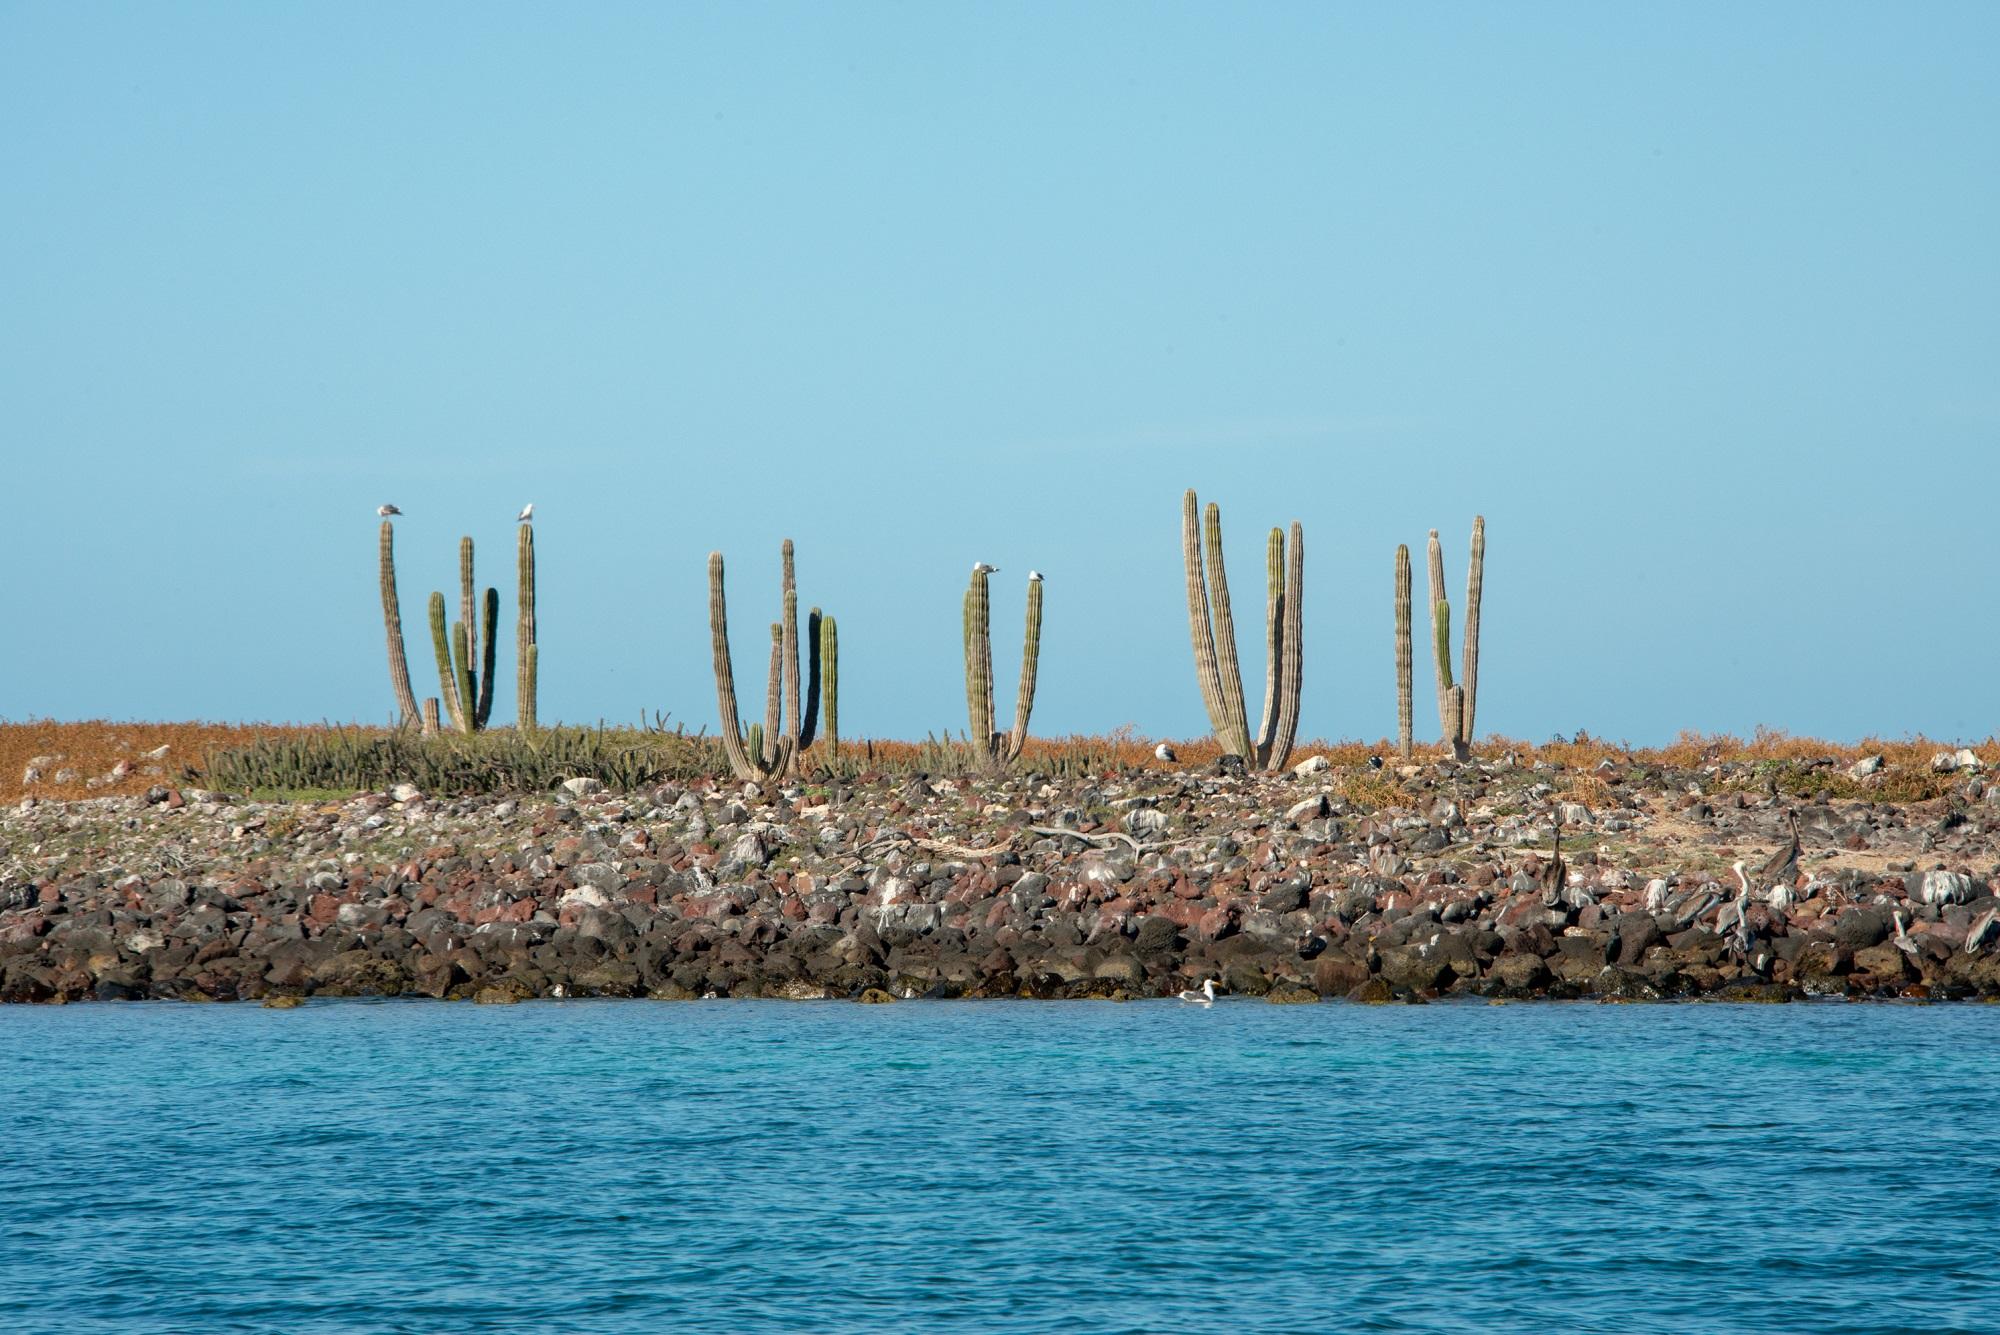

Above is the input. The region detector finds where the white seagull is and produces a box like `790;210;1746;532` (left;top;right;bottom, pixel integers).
377;504;402;517
516;503;535;523
1177;978;1218;1004
1154;742;1177;763
1028;570;1043;582
972;561;998;574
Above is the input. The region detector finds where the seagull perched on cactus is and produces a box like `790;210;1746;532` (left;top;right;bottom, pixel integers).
972;561;998;574
377;504;402;517
1028;570;1043;582
516;503;535;523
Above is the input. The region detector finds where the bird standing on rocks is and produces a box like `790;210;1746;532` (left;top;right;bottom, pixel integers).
1155;742;1177;764
377;504;402;517
1758;810;1802;890
516;503;535;523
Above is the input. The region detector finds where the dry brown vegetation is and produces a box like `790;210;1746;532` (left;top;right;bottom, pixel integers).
3;719;1990;802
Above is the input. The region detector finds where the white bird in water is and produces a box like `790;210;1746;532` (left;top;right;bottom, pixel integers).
516;503;535;523
377;504;402;517
1028;570;1043;582
1154;742;1177;763
972;561;998;574
1177;978;1217;1004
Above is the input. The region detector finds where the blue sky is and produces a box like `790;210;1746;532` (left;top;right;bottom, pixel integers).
3;1;1995;744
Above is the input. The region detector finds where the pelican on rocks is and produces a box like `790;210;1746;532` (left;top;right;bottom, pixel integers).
1178;978;1218;1004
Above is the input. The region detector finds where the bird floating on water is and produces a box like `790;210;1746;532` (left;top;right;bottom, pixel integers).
377;504;402;517
1178;978;1217;1004
1155;742;1177;763
972;561;998;574
516;503;535;523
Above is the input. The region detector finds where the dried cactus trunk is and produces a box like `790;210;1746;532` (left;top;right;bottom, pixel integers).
419;697;440;736
708;552;793;783
517;523;538;732
379;521;420;727
963;568;997;760
1395;544;1413;760
1182;490;1302;769
1426;530;1449;742
820;614;839;759
1003;577;1043;763
1461;515;1485;742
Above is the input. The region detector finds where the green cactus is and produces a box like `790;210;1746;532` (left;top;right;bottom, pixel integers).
1395;544;1413;761
1425;518;1485;760
427;592;462;732
379;521;420;727
424;537;497;734
517;522;538;732
707;549;798;783
820;613;839;759
1180;490;1303;771
963;569;1043;767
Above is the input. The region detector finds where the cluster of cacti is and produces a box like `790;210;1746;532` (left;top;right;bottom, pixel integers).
428;537;499;734
1420;517;1485;760
963;567;1043;768
707;540;837;783
1181;490;1303;771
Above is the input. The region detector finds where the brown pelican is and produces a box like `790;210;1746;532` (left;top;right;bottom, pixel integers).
1757;811;1801;890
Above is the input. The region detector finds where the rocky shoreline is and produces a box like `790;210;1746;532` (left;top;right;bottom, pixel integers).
5;754;2000;1004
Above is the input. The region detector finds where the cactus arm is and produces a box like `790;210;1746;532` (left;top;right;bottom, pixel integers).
1203;502;1253;759
458;537;477;710
1427;530;1451;738
1461;515;1485;746
419;697;441;737
1395;544;1413;760
1005;575;1042;763
1254;526;1282;756
800;607;822;751
475;587;498;729
517;523;537;732
450;620;477;734
379;521;420;726
964;569;995;761
708;552;768;782
1264;521;1304;772
428;592;466;733
820;614;838;760
764;623;783;768
780;539;801;755
1182;490;1231;746
1444;685;1466;760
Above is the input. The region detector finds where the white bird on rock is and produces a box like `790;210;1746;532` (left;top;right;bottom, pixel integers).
377;504;402;517
516;503;535;523
1178;978;1217;1004
1155;742;1177;763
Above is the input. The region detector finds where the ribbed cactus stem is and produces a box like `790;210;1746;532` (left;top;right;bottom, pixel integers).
1203;502;1254;760
1182;490;1231;747
1461;515;1485;745
458;537;478;709
763;623;783;768
1255;527;1283;757
1395;544;1413;761
475;587;498;729
1262;521;1303;772
379;522;419;727
517;523;537;732
1444;685;1466;760
780;540;800;755
820;614;838;760
964;568;996;762
1005;576;1043;763
451;620;477;733
428;592;466;733
1434;600;1454;690
420;697;440;737
1427;530;1450;740
800;608;822;752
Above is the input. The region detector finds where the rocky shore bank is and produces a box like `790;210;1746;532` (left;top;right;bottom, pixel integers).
5;754;2000;1004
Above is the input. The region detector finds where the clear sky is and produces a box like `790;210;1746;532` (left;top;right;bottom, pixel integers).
4;1;1995;745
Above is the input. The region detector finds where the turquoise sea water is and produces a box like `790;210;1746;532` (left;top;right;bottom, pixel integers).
3;1000;1997;1335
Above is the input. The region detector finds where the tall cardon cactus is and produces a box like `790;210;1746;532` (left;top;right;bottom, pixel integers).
378;520;420;727
428;536;498;734
963;568;1043;768
517;521;538;732
1181;490;1303;771
1426;516;1486;760
1394;544;1413;761
708;540;834;782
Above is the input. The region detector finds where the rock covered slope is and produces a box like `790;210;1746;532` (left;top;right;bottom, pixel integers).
4;754;1999;1003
